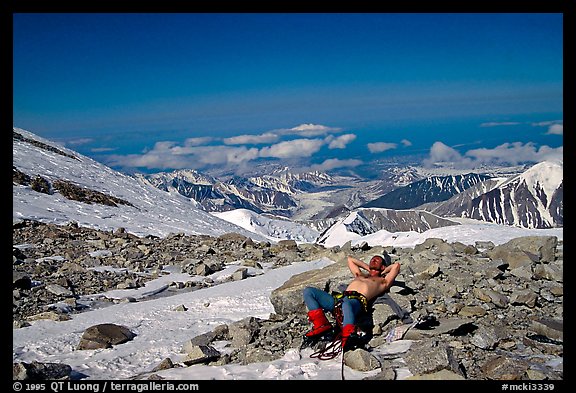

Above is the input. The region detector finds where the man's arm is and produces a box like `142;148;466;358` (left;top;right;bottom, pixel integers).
347;256;369;277
380;262;401;291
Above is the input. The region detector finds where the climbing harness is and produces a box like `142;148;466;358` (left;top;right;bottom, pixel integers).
332;290;369;315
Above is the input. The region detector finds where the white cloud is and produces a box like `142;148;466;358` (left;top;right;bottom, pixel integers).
169;145;203;155
106;152;186;170
150;140;178;151
259;138;324;159
184;137;214;146
65;138;94;146
422;140;564;168
546;124;563;135
200;145;258;164
223;133;279;145
91;147;117;153
531;120;563;127
400;139;412;147
105;132;332;170
529;120;563;135
480;122;521;127
183;146;260;165
276;123;342;137
106;142;260;170
465;142;563;165
326;134;356;149
422;141;473;168
367;142;398;153
480;120;565;136
309;158;363;171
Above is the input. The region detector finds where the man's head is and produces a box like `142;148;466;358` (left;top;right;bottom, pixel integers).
369;255;384;277
368;252;392;277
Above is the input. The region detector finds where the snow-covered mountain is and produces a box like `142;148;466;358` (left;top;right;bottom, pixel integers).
363;173;492;210
13;128;306;242
361;163;563;229
313;160;563;246
13;126;564;245
250;169;334;194
451;160;563;229
138;170;276;214
213;209;320;243
418;177;506;216
139;169;336;217
317;208;460;247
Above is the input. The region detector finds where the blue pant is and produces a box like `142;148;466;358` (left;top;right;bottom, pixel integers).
303;286;362;326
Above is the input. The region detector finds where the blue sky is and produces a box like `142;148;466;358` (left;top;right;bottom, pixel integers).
13;13;563;175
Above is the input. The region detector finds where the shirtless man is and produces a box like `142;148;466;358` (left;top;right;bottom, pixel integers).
302;254;401;349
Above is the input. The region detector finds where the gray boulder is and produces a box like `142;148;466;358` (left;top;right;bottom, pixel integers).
77;323;136;350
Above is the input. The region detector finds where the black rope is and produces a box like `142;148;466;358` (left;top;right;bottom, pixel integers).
307;298;355;378
309;331;342;360
307;331;347;380
341;350;345;380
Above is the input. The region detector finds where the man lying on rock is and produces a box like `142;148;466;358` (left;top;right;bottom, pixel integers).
303;253;401;350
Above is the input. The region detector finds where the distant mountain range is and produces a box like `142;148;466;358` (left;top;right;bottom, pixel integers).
139;157;563;231
13;127;563;244
137;169;334;216
362;173;492;209
441;161;562;228
314;160;563;245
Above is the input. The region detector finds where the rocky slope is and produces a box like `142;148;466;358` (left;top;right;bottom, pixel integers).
13;221;563;380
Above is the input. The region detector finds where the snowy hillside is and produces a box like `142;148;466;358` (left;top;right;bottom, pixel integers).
212;209;320;243
13;128;271;241
316;207;562;249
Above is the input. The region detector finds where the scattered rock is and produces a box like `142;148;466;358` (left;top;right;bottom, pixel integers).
344;348;381;371
12;220;563;380
182;345;220;366
13;361;72;380
77;323;136;350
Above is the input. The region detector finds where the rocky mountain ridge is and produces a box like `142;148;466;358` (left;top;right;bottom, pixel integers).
139;169;336;217
364;161;563;229
453;161;563;229
363;173;492;210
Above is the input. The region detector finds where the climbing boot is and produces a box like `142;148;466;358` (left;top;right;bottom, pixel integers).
340;324;357;350
305;309;333;337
